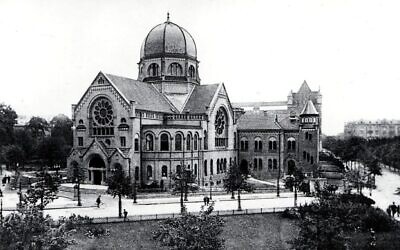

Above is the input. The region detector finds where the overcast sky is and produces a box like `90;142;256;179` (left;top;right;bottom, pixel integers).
1;0;400;135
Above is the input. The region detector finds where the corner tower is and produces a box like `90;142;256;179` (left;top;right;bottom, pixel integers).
138;15;200;107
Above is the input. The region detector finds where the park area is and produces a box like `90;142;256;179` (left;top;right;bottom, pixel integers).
68;213;298;250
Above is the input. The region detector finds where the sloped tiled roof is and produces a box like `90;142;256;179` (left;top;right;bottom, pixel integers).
301;100;319;115
105;73;176;113
237;112;281;130
182;84;219;113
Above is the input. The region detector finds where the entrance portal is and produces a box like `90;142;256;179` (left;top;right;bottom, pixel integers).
93;170;102;185
89;155;106;185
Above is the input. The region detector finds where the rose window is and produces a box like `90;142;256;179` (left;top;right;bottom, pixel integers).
93;99;113;126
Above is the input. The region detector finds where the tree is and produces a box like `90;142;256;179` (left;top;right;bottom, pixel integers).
0;186;70;249
223;164;252;211
13;129;35;166
29;171;60;210
153;203;225;250
1;144;25;171
37;136;70;169
50;114;73;146
69;161;85;206
107;166;132;218
0;103;18;146
26;116;49;139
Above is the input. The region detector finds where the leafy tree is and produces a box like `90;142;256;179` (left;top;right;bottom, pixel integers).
37;136;70;169
284;167;305;206
107;166;132;218
0;103;18;146
1;144;25;171
26;116;49;139
50;114;73;146
13;129;35;165
223;163;252;211
153;203;225;250
28;171;60;210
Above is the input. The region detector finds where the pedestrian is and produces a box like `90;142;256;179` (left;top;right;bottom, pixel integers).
203;196;207;206
397;205;400;217
387;206;392;217
2;177;5;186
390;202;397;217
0;188;3;197
96;195;101;208
123;209;128;222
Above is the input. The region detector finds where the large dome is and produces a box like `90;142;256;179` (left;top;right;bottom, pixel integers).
140;20;197;60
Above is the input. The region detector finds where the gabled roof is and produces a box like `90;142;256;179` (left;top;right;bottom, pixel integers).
105;73;176;113
301;100;319;115
298;80;312;94
182;84;219;113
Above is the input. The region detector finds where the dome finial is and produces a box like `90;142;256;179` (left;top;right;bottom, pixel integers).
167;12;170;22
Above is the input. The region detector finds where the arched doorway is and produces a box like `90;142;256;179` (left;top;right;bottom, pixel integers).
89;155;106;185
287;160;296;175
240;159;249;175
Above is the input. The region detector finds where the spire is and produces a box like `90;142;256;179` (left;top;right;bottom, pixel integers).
298;80;311;93
167;12;170;22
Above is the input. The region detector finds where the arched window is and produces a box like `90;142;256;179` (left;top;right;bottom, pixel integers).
204;130;208;150
134;134;139;151
223;158;227;172
268;137;277;151
145;134;154;151
311;156;314;164
234;132;237;149
240;137;249;151
167;63;183;76
258;159;263;170
307;153;310;162
287;138;296;151
273;159;278;169
210;159;214;175
120;118;126;123
217;159;220;174
309;134;313;141
162;165;168;177
303;151;306;160
186;133;192;151
160;133;169;151
305;132;309;140
254;137;262;151
147;165;153;180
253;158;258;171
175;133;182;151
204;160;208;176
176;165;182;176
188;65;196;78
194;133;198;151
148;63;160;76
268;159;273;169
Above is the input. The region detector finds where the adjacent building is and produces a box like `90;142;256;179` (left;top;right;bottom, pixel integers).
344;120;400;139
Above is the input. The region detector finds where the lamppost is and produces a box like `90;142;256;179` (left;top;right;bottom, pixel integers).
209;176;213;200
75;177;82;207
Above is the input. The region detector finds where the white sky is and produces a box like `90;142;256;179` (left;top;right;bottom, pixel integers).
1;0;400;135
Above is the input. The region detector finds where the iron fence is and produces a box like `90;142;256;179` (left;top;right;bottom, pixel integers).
88;206;292;224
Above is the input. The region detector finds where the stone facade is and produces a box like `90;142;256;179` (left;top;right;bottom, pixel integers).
67;18;322;188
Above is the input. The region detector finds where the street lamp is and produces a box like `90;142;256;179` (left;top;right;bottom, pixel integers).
209;176;213;200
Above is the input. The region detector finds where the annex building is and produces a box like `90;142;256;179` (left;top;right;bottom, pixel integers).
67;17;322;188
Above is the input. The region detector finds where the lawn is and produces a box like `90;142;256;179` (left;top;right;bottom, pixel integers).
68;213;299;250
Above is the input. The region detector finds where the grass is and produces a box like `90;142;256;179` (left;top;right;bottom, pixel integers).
67;213;298;250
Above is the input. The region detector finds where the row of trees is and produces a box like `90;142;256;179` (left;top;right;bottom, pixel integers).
0;103;73;172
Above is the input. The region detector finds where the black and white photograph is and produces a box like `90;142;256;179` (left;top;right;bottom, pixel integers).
1;0;400;249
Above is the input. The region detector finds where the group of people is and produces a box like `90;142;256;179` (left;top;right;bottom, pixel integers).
386;202;400;217
203;196;211;206
2;175;11;186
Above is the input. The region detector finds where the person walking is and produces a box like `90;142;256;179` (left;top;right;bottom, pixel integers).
123;209;128;222
390;202;397;217
96;195;102;208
